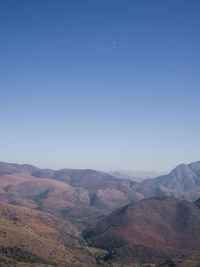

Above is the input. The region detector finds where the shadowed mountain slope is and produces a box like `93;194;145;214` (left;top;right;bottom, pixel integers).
148;185;200;202
83;197;200;265
195;198;200;208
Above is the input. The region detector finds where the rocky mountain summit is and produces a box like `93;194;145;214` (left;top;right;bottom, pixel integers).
142;161;200;192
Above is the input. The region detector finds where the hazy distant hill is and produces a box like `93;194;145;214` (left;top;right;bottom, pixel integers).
142;161;200;192
0;161;150;227
0;161;39;176
83;197;200;265
0;201;104;266
141;161;200;202
108;170;164;182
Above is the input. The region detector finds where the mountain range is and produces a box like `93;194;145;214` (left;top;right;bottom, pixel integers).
1;160;200;227
1;160;200;266
0;161;150;228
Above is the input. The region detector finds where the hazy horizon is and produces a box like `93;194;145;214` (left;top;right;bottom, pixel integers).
1;0;200;172
1;158;198;177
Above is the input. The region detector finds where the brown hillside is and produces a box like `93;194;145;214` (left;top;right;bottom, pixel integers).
0;163;150;227
0;201;106;266
84;197;200;264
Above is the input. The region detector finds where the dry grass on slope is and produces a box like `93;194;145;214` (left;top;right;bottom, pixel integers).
0;202;106;266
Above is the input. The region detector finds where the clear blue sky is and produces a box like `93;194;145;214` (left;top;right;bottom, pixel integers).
0;0;200;172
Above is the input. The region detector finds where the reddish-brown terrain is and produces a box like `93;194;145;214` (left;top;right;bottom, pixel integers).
1;161;200;266
0;201;106;266
83;197;200;265
0;162;150;227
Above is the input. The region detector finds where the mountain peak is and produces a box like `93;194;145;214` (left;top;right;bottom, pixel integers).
142;160;200;194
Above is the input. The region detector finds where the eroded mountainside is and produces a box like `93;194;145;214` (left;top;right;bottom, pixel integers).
1;160;200;229
0;162;149;227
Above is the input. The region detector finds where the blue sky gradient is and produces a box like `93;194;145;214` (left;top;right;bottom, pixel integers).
0;0;200;171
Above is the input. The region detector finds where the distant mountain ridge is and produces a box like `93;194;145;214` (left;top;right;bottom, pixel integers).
0;161;150;227
1;160;200;228
108;170;164;182
142;160;200;192
0;161;40;175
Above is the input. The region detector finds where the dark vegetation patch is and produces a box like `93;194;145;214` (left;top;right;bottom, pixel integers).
104;243;178;264
0;247;55;265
